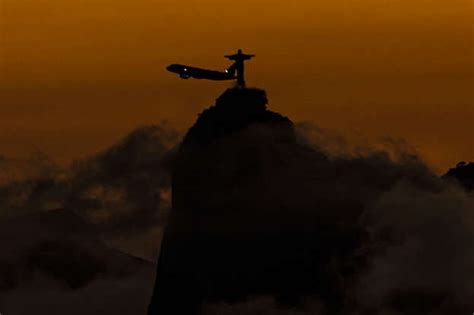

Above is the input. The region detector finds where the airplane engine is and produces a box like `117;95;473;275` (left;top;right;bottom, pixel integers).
180;73;190;79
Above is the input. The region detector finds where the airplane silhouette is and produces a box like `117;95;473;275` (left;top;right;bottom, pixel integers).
167;49;255;87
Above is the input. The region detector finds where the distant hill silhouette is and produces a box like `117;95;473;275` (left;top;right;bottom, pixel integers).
443;161;474;190
0;209;155;315
0;209;151;289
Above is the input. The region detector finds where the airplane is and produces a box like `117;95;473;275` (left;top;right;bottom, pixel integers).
167;49;255;86
166;64;236;81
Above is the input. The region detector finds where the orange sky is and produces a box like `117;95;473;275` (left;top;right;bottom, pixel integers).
1;0;473;172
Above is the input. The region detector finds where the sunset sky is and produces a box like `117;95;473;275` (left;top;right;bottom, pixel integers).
1;0;473;172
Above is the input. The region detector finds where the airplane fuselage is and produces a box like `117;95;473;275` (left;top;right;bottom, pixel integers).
167;64;236;81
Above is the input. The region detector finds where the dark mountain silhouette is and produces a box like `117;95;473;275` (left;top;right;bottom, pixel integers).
443;161;474;190
0;209;151;291
0;209;155;315
149;88;470;315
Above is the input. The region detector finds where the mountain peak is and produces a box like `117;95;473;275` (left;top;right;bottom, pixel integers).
182;88;293;147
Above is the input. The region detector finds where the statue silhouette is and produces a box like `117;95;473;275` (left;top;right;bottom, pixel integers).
225;49;255;87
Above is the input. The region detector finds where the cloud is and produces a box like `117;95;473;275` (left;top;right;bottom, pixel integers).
356;182;474;314
0;123;179;228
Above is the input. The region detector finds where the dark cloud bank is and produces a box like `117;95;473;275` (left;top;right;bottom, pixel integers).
1;88;473;315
